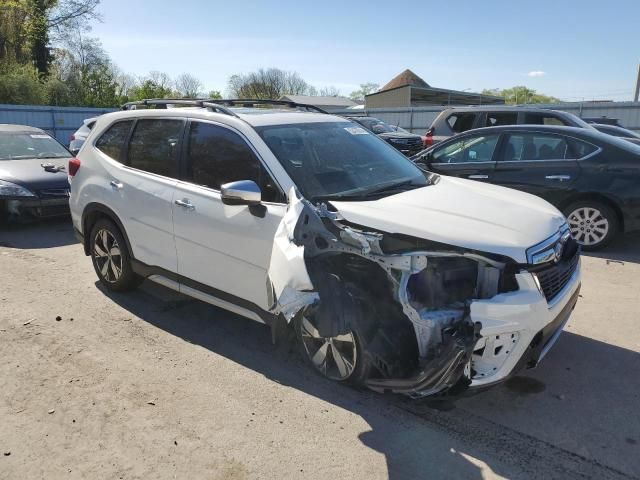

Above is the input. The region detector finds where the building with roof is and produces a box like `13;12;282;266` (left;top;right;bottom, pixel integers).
365;69;504;108
279;94;358;111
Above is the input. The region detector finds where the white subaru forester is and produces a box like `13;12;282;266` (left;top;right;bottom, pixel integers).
69;99;581;398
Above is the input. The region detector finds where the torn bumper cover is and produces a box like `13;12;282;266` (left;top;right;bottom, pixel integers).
268;188;581;397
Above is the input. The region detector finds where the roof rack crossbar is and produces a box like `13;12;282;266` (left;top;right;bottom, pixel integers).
120;98;328;115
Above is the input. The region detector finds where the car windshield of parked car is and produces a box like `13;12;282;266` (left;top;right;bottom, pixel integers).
357;118;396;134
0;132;70;160
257;122;430;201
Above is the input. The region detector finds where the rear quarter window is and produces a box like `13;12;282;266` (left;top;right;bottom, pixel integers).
95;121;133;162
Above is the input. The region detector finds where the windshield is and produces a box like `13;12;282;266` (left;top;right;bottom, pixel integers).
256;122;430;201
0;132;70;160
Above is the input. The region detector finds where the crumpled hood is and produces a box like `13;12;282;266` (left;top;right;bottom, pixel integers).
0;158;70;192
331;176;566;263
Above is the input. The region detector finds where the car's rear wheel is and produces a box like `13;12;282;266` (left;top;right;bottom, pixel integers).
295;308;372;386
564;201;619;251
89;218;142;292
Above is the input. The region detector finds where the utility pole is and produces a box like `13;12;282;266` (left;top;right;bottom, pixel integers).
634;62;640;102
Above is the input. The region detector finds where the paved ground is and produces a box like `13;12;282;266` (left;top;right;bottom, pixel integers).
1;219;638;480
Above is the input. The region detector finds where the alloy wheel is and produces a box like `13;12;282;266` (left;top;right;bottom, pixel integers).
300;315;357;381
93;229;123;283
567;207;609;246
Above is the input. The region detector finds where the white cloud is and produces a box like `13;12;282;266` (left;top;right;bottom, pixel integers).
527;71;546;78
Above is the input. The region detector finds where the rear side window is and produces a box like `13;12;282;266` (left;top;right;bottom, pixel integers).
95;121;133;162
127;119;183;177
185;122;281;202
502;133;570;161
486;112;518;127
446;113;477;133
523;113;566;126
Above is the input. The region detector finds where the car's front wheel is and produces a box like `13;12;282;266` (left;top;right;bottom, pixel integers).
89;218;142;292
295;309;372;385
564;200;619;251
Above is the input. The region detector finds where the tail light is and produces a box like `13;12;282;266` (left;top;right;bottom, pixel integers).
423;127;434;147
68;158;81;177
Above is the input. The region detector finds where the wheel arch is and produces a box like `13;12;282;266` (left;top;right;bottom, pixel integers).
559;192;624;232
81;203;133;257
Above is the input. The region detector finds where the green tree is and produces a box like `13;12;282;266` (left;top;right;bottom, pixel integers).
0;64;46;104
128;79;174;101
208;90;222;99
349;82;379;101
482;86;561;105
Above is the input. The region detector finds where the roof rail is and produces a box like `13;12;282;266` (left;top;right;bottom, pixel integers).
211;99;328;114
121;98;328;115
120;98;240;117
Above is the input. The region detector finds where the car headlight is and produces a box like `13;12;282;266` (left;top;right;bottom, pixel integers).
0;180;36;197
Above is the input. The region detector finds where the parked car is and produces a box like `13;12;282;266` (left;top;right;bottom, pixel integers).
69;117;98;154
591;123;640;145
424;106;595;145
413;124;640;250
69;99;581;398
346;116;424;156
0;124;72;221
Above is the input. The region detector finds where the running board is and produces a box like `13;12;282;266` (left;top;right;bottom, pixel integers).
147;275;266;324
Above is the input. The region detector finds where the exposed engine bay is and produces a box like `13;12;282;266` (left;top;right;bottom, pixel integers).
269;189;521;397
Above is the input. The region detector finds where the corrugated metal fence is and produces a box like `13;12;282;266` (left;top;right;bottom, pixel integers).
0;104;117;144
2;101;639;141
331;102;640;134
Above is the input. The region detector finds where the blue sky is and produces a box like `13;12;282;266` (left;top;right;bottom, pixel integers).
91;0;639;100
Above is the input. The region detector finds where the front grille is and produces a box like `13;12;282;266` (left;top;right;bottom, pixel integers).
534;242;579;302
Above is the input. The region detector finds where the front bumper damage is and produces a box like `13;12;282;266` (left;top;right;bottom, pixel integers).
268;189;581;397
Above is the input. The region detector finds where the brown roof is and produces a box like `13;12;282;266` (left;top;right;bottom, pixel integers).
380;69;430;92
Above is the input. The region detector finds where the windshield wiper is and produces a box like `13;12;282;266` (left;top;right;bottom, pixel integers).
362;179;422;197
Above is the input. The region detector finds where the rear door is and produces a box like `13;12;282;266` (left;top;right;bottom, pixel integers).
172;120;286;310
491;131;581;206
426;133;501;182
111;118;183;273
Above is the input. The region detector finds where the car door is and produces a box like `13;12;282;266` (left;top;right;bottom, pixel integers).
172;119;286;311
490;131;581;206
424;133;501;182
94;118;182;273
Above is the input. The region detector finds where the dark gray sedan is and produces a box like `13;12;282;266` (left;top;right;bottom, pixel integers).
0;124;72;221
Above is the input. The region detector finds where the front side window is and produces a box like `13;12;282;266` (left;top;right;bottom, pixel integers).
502;133;569;161
486;112;518;127
0;131;70;160
446;113;477;133
127;119;183;177
432;134;500;163
256;122;429;201
523;113;566;126
95;121;133;162
185;122;281;202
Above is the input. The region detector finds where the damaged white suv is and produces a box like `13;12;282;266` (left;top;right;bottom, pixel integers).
69;99;581;398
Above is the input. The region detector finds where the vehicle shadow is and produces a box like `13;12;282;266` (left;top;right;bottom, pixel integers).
0;217;77;249
581;232;640;264
98;280;639;479
99;280;512;480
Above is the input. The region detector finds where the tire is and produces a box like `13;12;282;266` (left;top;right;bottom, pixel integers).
563;200;619;251
89;218;142;292
294;306;373;387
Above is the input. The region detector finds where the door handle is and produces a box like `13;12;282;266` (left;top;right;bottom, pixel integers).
468;175;489;179
175;198;195;210
110;180;123;190
545;175;571;181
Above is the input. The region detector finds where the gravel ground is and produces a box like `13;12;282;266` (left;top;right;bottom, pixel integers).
1;219;639;480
